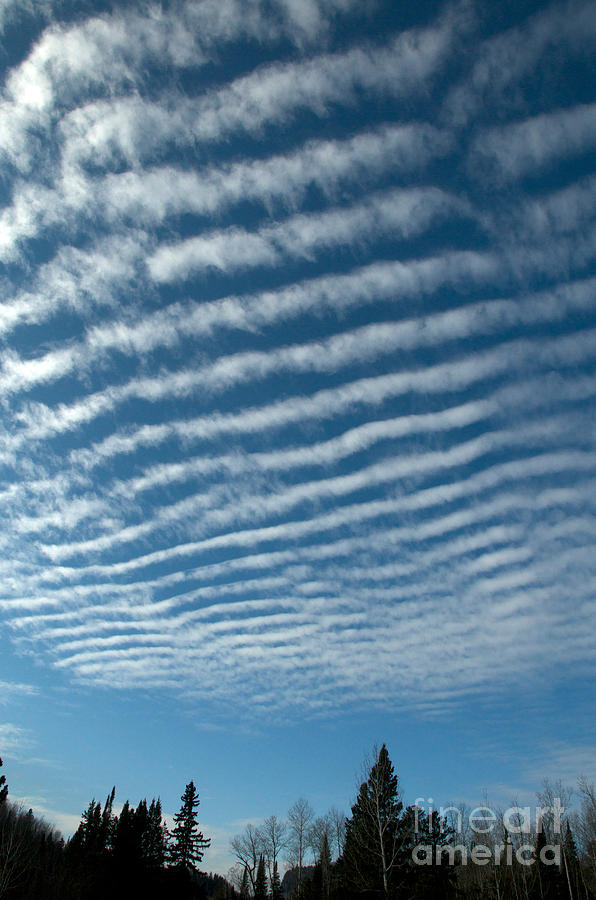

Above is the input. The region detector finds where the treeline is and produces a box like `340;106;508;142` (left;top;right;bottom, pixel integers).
0;759;228;899
2;748;596;899
229;745;596;900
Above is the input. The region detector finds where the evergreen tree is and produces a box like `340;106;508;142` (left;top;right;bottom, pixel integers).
113;799;136;864
169;780;210;871
532;829;565;900
562;822;584;900
144;798;167;868
240;864;251;898
407;807;457;899
342;744;407;899
0;756;7;805
100;786;115;851
320;833;331;900
75;797;105;855
270;859;283;899
254;854;268;900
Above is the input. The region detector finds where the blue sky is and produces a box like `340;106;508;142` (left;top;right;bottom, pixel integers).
0;0;595;876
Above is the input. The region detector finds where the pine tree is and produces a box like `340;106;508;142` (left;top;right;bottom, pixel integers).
169;780;210;870
342;744;407;900
270;859;283;899
0;757;7;805
254;854;268;900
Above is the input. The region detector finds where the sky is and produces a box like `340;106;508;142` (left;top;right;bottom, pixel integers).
0;0;595;877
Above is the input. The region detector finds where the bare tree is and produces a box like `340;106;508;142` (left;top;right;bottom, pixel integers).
328;807;346;860
536;778;573;844
577;776;596;883
227;863;247;893
287;798;314;890
230;823;263;893
0;805;32;898
308;814;333;861
260;815;287;882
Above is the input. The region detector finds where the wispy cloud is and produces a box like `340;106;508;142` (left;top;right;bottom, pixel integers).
0;681;37;703
471;104;596;181
147;186;465;281
0;722;29;756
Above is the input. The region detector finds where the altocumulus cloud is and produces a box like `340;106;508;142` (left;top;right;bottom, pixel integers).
0;0;595;720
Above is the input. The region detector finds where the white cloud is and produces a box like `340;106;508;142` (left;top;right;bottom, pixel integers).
471;104;596;181
0;681;37;703
0;722;29;756
59;17;457;171
444;0;596;126
147;186;463;281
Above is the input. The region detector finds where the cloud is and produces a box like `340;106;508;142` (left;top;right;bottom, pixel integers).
147;186;464;281
0;0;371;172
527;742;596;785
58;16;458;171
444;0;596;126
471;104;596;181
0;0;594;728
0;681;37;703
0;722;29;756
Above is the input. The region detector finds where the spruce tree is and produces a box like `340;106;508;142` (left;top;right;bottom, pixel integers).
270;859;283;899
145;798;167;867
532;829;565;900
562;822;583;900
0;756;7;805
320;833;331;900
240;864;251;898
254;854;268;900
342;744;407;900
169;780;210;870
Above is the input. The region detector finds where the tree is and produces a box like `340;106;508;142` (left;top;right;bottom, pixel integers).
169;781;210;871
144;798;167;867
406;807;457;899
288;798;314;893
562;821;585;900
342;744;408;900
240;864;251;898
531;829;565;900
254;854;268;900
320;833;331;900
328;807;346;861
270;859;283;899
308;815;333;863
261;814;287;882
231;822;263;892
0;760;7;807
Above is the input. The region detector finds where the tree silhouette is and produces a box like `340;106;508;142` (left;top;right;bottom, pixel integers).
0;758;7;806
254;854;267;900
168;781;210;871
342;744;407;899
270;859;283;899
